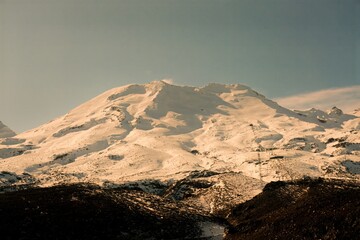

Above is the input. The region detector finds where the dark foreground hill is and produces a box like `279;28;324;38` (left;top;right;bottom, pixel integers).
225;178;360;240
0;184;222;240
0;178;359;239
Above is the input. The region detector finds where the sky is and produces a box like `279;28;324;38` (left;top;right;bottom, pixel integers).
1;0;359;132
276;85;360;113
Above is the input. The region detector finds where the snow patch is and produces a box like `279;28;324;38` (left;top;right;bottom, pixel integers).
198;221;225;239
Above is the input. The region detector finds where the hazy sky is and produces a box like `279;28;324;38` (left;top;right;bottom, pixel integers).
1;0;359;132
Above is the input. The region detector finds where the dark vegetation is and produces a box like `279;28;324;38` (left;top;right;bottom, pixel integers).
225;178;360;240
0;184;215;240
0;177;359;239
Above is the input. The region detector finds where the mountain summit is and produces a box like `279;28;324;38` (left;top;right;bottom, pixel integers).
0;81;359;187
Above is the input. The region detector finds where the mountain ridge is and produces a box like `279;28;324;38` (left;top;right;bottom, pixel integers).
0;81;359;189
0;121;16;138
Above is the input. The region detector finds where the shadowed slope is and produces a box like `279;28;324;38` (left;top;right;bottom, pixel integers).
0;121;15;138
225;178;360;240
0;184;222;240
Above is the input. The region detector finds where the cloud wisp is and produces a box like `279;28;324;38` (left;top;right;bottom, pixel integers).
274;86;360;113
161;79;174;84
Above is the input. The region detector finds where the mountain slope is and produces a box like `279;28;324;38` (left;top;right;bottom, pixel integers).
0;81;359;187
0;121;16;138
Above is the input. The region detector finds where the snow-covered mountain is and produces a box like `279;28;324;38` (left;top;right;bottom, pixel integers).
0;81;359;188
0;121;16;138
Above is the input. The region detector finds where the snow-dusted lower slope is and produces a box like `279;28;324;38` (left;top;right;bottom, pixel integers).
0;81;359;188
0;121;16;138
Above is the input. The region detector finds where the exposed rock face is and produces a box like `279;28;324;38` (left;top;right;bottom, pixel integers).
328;106;343;116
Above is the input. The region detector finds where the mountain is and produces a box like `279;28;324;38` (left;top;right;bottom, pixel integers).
0;81;359;239
0;81;359;189
0;121;16;138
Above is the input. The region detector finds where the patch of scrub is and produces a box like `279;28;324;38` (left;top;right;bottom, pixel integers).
0;171;36;190
104;179;168;195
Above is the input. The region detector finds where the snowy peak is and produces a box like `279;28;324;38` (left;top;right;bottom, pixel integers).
0;81;359;187
0;121;16;138
59;80;278;131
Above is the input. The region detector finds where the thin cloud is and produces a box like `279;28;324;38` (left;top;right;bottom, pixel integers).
275;86;360;113
161;79;174;84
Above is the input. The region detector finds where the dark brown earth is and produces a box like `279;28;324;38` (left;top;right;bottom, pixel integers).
225;178;360;240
